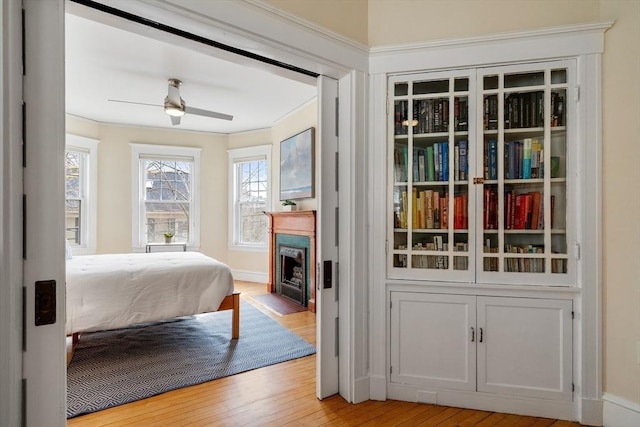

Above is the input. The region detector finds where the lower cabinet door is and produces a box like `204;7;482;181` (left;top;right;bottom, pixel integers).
390;292;476;391
476;296;573;400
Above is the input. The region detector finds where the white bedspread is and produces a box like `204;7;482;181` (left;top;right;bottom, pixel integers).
66;252;234;334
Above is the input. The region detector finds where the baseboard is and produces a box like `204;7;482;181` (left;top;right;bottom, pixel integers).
369;375;387;401
231;269;268;284
579;397;603;426
603;393;640;427
353;376;370;403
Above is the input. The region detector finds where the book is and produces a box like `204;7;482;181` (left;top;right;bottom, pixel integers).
488;139;498;180
458;140;467;181
426;146;435;181
522;138;532;179
441;142;449;181
433;191;440;229
434;143;440;181
530;191;541;230
425;190;434;229
418;149;426;182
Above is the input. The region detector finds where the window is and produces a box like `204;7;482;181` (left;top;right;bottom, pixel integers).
131;144;201;249
228;145;271;250
65;134;99;254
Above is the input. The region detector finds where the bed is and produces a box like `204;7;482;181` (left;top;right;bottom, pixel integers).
66;251;239;342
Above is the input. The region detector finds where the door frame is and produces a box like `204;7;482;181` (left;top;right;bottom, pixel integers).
11;1;370;425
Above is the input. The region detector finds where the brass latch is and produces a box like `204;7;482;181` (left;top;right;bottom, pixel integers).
473;177;485;185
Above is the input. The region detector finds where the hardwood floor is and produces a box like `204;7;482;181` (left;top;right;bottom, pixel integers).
67;281;582;427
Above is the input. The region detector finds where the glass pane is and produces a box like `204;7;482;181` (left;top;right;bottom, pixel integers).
393;254;407;268
393;143;408;183
394;82;408;96
552;258;567;273
484;75;498;90
414;98;449;134
551;69;567;84
551;89;566;127
412;254;448;270
65;151;81;198
394;100;409;136
393;185;408;229
504;257;545;273
145;202;190;243
414;79;448;95
503;138;544;180
504;71;544;88
144;160;192;202
504;90;544;129
239;202;267;244
483;94;498;130
454;78;469;92
65;199;81;245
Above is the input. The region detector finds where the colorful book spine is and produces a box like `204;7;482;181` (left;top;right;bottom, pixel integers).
458;140;467;181
488;139;498;180
442;142;449;182
426;146;435;181
522;138;532;179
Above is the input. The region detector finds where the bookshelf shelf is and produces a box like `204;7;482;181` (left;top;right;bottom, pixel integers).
388;61;574;285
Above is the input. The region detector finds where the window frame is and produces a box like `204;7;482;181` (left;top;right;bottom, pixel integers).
65;134;99;255
131;143;201;250
228;145;272;252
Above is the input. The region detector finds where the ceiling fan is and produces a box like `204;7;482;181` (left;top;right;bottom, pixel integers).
108;78;233;126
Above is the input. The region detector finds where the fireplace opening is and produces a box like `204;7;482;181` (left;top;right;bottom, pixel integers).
278;245;306;306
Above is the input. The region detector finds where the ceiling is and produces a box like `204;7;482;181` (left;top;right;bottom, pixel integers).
65;13;318;134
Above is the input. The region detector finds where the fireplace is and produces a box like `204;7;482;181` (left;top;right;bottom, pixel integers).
278;245;306;305
265;211;316;312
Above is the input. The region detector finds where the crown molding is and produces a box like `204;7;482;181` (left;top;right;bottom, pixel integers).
370;21;614;56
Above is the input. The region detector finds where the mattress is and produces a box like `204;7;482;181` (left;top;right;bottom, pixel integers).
66;251;234;334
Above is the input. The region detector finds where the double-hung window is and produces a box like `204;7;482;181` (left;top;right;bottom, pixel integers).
131;144;201;249
228;145;271;250
65;134;99;254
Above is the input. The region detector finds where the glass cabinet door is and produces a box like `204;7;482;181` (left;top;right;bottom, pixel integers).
388;60;575;286
389;71;475;282
477;61;574;286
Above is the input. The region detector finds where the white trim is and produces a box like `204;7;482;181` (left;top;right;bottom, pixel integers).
370;21;614;55
65;134;99;255
603;393;640;427
230;269;268;284
82;0;368;78
0;0;24;425
130;143;202;250
369;21;613;74
227;144;272;251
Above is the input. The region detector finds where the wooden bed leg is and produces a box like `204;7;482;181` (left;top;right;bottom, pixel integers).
231;292;240;340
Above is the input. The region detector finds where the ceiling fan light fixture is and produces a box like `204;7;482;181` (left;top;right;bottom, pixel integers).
164;99;185;117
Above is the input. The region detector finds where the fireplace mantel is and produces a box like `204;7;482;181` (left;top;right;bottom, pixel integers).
265;210;316;312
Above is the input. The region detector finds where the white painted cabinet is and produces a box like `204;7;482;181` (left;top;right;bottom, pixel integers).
390;292;572;401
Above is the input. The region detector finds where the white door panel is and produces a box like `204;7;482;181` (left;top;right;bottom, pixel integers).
477;296;573;401
316;75;339;399
390;292;476;391
22;0;67;426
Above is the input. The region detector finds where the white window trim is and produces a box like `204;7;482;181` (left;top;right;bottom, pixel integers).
130;143;201;251
228;145;272;252
66;134;99;255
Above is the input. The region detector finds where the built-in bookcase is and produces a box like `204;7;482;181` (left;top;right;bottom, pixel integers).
388;60;575;286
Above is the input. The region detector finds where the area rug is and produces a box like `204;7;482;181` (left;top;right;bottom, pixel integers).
250;293;308;316
66;301;316;418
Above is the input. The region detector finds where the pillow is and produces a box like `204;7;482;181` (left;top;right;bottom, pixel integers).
65;239;73;260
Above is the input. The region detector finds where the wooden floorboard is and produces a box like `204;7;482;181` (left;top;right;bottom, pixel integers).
67;281;583;427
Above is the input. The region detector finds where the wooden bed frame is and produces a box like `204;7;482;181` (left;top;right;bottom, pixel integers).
70;292;240;350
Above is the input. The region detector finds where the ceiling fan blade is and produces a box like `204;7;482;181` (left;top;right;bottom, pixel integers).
170;115;181;126
108;99;162;108
185;106;233;121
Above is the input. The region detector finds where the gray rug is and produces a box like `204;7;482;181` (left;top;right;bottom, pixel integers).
66;301;316;418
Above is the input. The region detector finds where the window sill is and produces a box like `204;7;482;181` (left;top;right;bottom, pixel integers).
229;245;268;253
